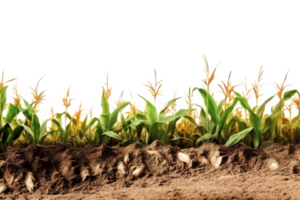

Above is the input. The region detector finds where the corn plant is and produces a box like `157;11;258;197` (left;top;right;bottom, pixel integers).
1;61;300;151
195;86;265;148
128;95;198;145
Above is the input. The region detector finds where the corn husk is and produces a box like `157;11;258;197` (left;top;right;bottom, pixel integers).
199;156;209;165
124;154;130;166
177;152;193;168
0;160;6;168
147;150;159;155
80;167;90;182
210;151;223;168
0;179;7;194
132;164;145;178
91;164;101;176
25;172;36;192
117;161;127;179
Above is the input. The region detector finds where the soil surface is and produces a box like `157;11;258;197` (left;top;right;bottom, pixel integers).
0;141;300;200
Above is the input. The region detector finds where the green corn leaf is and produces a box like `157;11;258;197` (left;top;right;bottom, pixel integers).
159;109;195;123
192;85;200;99
172;137;192;142
101;91;110;114
100;113;110;132
20;124;34;139
93;124;103;145
208;119;216;134
120;114;133;139
136;113;147;120
50;119;64;133
84;117;99;132
0;123;12;145
158;97;181;120
294;119;300;143
262;115;275;133
252;105;258;113
235;116;247;132
199;106;208;131
234;92;262;148
218;99;225;112
147;122;160;145
65;112;78;125
138;95;158;124
260;140;274;148
225;127;253;146
22;102;34;121
198;89;220;125
81;130;92;145
272;90;297;117
17;104;26;114
159;108;199;142
283;90;298;101
120;113;128;128
134;114;148;138
215;98;239;140
64;122;71;143
2;125;23;152
56;112;64;125
12;125;24;140
101;134;110;145
196;133;214;143
5;103;19;123
40;119;51;135
31;114;41;144
272;99;285;117
2;137;12;152
183;115;199;127
256;95;275;118
69;134;84;147
0;86;8;113
262;115;276;140
81;115;88;131
0;85;8;128
3;77;20;85
55;112;65;120
160;118;179;143
183;115;205;136
128;119;151;128
126;116;135;123
16;119;24;125
222;115;242;140
247;114;262;148
107;102;130;130
102;131;123;140
196;125;207;137
120;138;139;146
40;129;60;145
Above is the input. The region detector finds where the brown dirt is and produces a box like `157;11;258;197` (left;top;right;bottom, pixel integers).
0;141;300;200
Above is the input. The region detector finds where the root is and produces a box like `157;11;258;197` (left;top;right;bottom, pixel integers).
117;161;127;179
124;154;130;166
0;179;7;194
80;167;90;182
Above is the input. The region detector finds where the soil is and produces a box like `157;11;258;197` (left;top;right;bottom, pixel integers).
0;141;300;200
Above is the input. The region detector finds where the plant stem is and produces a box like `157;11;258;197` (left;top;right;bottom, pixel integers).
206;85;209;134
256;98;258;107
277;111;282;143
279;111;282;138
244;107;249;144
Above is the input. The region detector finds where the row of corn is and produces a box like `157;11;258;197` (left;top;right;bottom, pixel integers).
0;54;300;151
